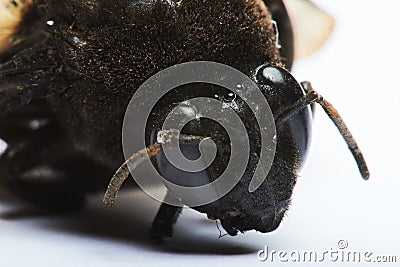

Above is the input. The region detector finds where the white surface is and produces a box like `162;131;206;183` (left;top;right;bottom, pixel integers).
1;1;400;266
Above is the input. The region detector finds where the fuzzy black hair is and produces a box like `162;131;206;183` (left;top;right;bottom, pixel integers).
25;0;284;167
57;0;282;85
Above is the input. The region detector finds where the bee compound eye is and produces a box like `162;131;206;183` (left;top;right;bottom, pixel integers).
254;64;313;170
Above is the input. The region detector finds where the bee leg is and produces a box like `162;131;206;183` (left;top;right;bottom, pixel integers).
150;191;183;240
1;132;111;210
0;101;112;211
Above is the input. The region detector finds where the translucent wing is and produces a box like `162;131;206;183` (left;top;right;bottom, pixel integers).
284;0;335;58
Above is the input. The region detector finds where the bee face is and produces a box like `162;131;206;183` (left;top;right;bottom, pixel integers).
147;65;312;235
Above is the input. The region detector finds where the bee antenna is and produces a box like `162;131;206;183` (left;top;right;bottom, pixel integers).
102;142;162;208
102;130;208;208
275;82;370;180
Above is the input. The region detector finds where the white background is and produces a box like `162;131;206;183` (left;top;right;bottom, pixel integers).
0;0;399;266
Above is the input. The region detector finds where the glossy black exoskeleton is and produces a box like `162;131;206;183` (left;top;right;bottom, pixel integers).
0;0;369;240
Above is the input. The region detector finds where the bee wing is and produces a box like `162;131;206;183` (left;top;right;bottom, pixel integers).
284;0;335;59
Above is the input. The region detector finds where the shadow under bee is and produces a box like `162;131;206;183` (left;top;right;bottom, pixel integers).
0;187;261;255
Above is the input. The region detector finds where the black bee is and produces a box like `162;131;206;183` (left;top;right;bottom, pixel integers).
0;0;369;240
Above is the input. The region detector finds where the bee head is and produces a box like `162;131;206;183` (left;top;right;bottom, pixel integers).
147;64;313;235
